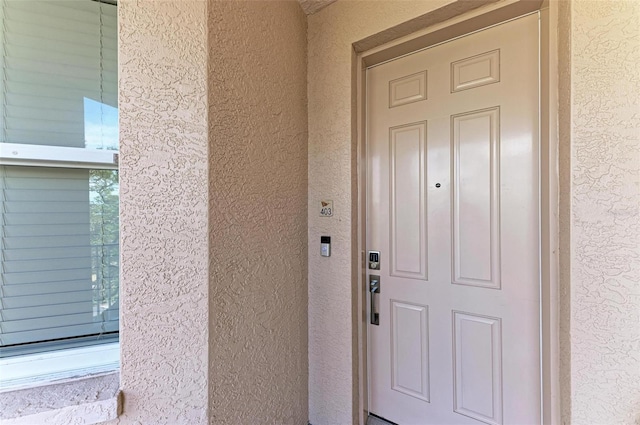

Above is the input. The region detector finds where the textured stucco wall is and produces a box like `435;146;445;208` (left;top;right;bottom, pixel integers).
208;1;308;424
307;2;460;424
116;0;209;423
116;1;308;424
569;0;640;423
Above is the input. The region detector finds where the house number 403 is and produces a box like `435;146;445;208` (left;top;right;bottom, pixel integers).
320;200;333;217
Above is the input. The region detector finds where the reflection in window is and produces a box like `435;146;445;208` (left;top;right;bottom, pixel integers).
90;170;119;327
84;98;119;151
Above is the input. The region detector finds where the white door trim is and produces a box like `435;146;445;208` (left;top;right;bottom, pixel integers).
354;2;561;424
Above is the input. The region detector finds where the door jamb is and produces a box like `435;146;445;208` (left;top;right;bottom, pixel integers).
354;2;560;424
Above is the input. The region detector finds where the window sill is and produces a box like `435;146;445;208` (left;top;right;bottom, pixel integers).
0;372;121;425
0;344;121;424
0;342;120;390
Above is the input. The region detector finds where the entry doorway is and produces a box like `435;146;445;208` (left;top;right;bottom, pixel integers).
365;13;542;425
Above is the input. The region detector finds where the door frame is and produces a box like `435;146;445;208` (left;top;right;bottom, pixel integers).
354;1;561;424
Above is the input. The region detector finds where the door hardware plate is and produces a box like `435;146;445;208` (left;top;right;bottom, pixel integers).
368;251;380;270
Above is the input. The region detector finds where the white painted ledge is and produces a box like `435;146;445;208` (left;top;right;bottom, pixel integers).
0;343;120;390
0;142;118;169
0;372;121;425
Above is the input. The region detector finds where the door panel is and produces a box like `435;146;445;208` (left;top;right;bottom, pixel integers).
390;122;427;280
451;49;500;92
453;311;503;425
390;71;428;107
367;14;540;425
452;107;500;288
391;301;430;402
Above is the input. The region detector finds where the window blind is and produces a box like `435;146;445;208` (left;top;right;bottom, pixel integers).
1;166;119;347
0;0;117;149
0;0;119;356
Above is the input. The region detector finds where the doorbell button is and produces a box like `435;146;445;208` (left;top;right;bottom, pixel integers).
321;236;331;257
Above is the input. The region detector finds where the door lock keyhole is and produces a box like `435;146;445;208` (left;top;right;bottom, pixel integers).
435;183;441;188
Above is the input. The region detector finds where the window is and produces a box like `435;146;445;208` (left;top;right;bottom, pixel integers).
0;0;119;363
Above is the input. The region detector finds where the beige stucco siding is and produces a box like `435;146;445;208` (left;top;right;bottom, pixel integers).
116;0;308;423
570;0;640;422
208;1;309;424
117;1;209;423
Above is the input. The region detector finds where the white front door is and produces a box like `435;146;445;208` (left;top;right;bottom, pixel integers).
366;14;540;425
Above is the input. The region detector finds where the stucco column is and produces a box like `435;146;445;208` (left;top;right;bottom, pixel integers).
117;1;308;423
118;0;209;422
207;1;308;423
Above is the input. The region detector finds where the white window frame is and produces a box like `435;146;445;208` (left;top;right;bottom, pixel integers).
0;143;120;389
0;342;119;390
0;143;118;170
